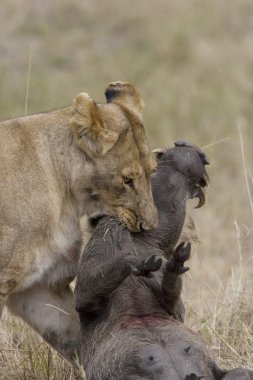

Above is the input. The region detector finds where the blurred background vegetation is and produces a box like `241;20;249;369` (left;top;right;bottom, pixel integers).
0;0;252;377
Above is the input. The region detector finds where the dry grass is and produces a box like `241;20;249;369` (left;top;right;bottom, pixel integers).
0;0;252;378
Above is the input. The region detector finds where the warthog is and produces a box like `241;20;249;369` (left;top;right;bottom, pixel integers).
75;145;252;379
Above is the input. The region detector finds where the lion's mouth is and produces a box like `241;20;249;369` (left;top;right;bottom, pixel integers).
88;209;145;233
88;214;106;228
119;213;140;233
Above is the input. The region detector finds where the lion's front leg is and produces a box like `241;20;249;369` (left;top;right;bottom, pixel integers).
6;283;80;363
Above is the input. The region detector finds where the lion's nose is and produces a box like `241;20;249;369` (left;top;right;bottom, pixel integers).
138;201;158;231
140;220;157;231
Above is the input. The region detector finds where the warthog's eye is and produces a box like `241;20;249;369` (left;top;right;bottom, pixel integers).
123;177;134;188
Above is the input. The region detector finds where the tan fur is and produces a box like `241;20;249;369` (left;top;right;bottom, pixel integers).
0;82;157;361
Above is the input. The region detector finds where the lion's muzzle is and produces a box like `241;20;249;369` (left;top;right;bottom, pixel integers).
138;203;158;231
117;202;158;232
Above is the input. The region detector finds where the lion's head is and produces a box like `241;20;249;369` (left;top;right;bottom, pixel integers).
70;82;157;232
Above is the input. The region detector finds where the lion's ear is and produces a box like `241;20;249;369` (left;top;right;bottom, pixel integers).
105;81;144;117
70;92;120;157
152;147;167;161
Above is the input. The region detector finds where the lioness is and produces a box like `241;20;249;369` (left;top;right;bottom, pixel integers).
0;82;157;360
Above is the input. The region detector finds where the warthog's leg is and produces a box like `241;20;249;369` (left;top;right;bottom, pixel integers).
6;284;80;363
161;242;191;322
222;368;253;379
75;254;162;315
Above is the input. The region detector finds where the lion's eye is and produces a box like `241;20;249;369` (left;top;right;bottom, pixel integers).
123;177;134;188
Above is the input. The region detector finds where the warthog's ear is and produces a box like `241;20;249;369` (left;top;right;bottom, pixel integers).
105;81;144;117
70;92;121;157
152;147;167;161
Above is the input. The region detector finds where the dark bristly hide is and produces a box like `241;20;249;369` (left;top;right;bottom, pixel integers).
75;145;253;380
